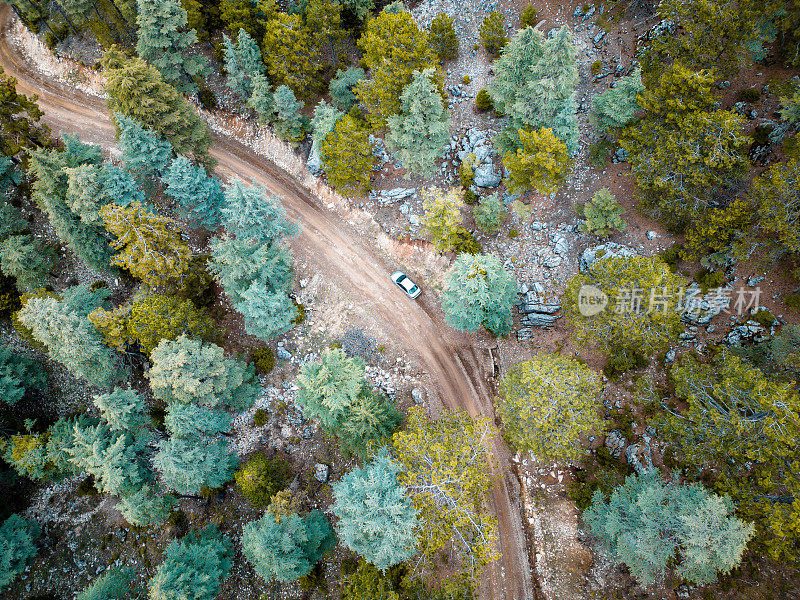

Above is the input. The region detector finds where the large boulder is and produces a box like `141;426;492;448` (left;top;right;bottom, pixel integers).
307;142;323;175
579;242;637;272
474;163;501;187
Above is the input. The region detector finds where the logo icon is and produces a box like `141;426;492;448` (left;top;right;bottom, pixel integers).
577;285;608;316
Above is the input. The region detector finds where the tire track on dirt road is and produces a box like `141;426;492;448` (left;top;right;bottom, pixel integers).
0;9;535;598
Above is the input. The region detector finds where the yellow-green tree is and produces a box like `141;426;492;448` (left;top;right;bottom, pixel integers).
392;407;499;580
737;158;800;276
100;201;190;287
503;128;571;195
654;352;800;564
622;64;748;224
261;13;318;96
421;187;464;252
319;115;374;196
498;354;604;462
354;8;438;129
89;292;215;355
563;254;687;356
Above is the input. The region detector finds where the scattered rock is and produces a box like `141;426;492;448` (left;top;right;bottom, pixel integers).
645;230;658;239
474;163;501;187
411;388;424;403
604;430;626;458
314;463;330;483
579;243;637;272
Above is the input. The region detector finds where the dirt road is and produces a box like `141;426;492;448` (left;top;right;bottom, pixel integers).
0;8;535;599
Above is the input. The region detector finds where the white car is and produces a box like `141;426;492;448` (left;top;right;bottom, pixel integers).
390;271;421;299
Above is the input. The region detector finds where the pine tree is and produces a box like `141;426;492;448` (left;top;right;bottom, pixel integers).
248;73;274;125
622;109;749;222
562;255;687;355
354;9;438;129
392;407;499;578
219;0;258;39
64;163;106;224
100;201;191;286
592;67;644;133
241;510;335;582
220;179;298;244
272;85;305;143
76;567;134;600
520;4;537;28
328;67;365;112
116;482;175;527
147;334;258;409
386;68;451;178
584;471;753;586
296;347;365;429
93;387;149;432
28;141;115;273
489;25;578;154
428;13;459;62
503;127;571;195
102;47;213;165
306;0;344;63
115;113;174;178
473;192;507;234
319;114;373;196
311;101;343;147
580;188;626;237
155;435;238;495
222;30;265;101
498;354;604;461
237;280;298;341
0;514;40;589
341;0;373;20
655;352;800;563
441;252;517;336
161;156;224;228
335;389;401;458
421;187;464;252
149;526;233;600
261;13;318;95
479;11;507;56
0;65;51;159
17;288;122;387
331;448;417;569
68;420;151;496
0;345;46;407
164;402;232;438
136;0;208;92
208;235;294;307
0;234;57;293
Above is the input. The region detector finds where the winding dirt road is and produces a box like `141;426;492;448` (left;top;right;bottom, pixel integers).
0;8;535;599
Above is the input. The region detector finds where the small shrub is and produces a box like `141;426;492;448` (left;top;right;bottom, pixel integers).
752;308;776;327
459;156;476;188
591;59;602;74
475;88;494;112
579;188;626;237
473;43;479;51
253;408;269;427
198;87;217;110
168;509;187;535
659;243;683;273
567;478;599;511
252;347;275;374
234;452;292;509
694;268;725;294
292;299;306;325
520;5;537;28
736;88;761;103
89;280;109;290
588;138;614;169
462;75;471;84
508;228;519;238
784;292;800;309
463;190;478;205
450;228;482;254
77;475;99;497
752;124;773;146
603;345;648;381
